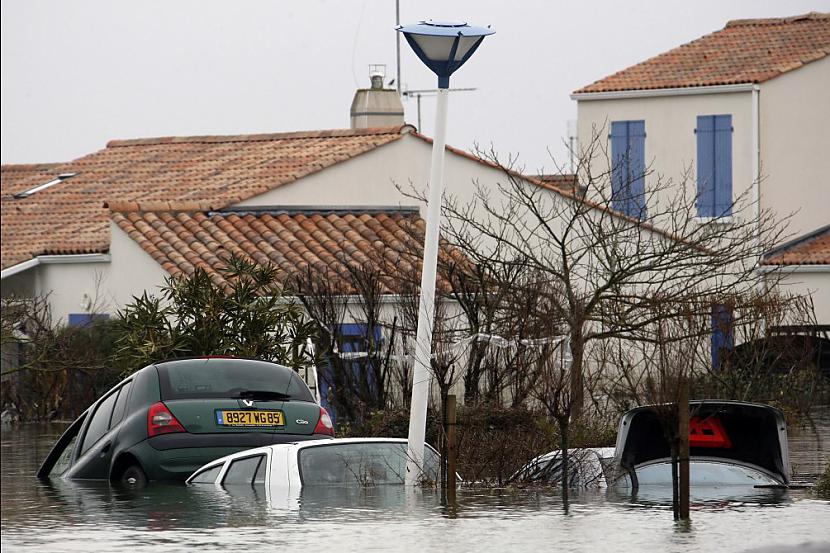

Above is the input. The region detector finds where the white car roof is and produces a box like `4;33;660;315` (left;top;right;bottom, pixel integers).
198;437;412;468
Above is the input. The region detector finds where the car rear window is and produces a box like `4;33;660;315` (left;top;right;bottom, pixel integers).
223;455;266;486
156;359;314;401
298;442;439;486
190;465;222;484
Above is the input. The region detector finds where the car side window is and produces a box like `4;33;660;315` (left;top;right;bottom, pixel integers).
51;429;82;476
190;465;222;484
223;455;265;486
109;381;132;427
80;391;119;454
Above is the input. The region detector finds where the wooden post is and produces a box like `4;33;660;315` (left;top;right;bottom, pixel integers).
678;378;690;520
446;394;457;501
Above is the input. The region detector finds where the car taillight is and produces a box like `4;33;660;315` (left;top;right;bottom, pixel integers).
147;402;186;437
314;407;335;437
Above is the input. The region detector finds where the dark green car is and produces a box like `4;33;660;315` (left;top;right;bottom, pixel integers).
37;357;334;485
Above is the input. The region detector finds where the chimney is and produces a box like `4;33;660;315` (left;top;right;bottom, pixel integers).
350;64;405;129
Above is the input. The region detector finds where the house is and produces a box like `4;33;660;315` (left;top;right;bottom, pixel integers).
571;12;830;328
0;124;533;324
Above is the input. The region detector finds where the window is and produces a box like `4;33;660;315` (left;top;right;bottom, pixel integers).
109;381;132;427
696;114;733;218
80;391;119;453
610;120;646;219
156;359;314;402
223;455;266;486
67;313;109;327
319;324;382;426
51;427;82;476
711;304;734;370
13;173;76;198
298;442;440;486
190;465;223;484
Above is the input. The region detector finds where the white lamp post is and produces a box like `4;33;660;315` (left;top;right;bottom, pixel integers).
396;20;494;486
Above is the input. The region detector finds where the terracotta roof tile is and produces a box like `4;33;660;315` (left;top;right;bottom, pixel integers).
763;225;830;266
575;12;830;93
1;126;410;269
111;207;456;294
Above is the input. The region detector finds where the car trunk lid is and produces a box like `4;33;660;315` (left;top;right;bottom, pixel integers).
165;398;321;435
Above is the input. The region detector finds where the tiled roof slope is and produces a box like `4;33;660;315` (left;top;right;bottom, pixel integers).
0;126;410;270
763;225;830;266
0;163;65;196
110;206;463;294
575;12;830;93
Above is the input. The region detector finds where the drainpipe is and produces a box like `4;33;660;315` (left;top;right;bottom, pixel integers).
752;84;766;301
752;84;761;255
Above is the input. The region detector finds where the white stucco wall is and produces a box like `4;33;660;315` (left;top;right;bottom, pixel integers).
106;221;171;309
766;269;830;326
576;90;755;220
576;58;829;242
0;224;170;326
2;261;113;324
233;133;511;218
759;57;830;239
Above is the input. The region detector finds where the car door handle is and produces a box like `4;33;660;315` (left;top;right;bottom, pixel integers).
100;442;112;457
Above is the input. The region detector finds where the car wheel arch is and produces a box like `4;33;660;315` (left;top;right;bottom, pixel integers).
110;452;144;482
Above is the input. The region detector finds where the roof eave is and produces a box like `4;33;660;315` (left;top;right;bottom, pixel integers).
571;83;758;101
1;253;111;280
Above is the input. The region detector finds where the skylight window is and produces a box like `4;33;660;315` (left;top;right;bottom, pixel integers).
14;173;76;198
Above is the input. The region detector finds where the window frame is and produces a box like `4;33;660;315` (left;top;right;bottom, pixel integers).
108;380;133;428
221;453;269;487
79;388;120;454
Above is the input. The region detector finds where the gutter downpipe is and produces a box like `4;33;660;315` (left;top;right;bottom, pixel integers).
752;85;761;258
752;85;765;296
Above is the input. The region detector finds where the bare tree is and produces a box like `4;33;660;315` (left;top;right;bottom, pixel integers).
433;128;792;506
1;294;123;421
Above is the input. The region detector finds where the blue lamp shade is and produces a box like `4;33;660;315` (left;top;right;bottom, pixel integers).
397;20;494;88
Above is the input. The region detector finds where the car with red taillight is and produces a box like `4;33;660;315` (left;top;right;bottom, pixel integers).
37;357;334;486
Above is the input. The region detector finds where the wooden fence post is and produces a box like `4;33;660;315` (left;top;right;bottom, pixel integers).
678;378;690;520
446;394;457;501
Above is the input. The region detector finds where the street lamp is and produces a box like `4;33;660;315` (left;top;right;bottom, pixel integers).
396;20;494;486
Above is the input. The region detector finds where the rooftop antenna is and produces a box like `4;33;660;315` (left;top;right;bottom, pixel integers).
395;0;401;94
402;87;477;132
567;119;578;174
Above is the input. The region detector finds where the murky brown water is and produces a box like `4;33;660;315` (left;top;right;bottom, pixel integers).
2;413;829;553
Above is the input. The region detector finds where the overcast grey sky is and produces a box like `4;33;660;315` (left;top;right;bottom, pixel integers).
2;0;827;172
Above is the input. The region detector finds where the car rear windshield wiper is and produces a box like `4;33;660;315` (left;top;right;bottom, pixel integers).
233;390;292;401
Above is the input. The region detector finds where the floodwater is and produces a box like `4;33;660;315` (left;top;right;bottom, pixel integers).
2;416;829;553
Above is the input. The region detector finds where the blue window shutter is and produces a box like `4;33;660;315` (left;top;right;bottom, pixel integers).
714;115;733;217
696;115;716;217
628;120;646;219
67;313;109;327
610;121;628;214
711;304;734;370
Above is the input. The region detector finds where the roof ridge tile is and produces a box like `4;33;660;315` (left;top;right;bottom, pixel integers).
105;125;413;148
575;11;830;93
726;11;830;28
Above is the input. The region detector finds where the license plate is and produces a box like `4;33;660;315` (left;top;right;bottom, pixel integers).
216;410;284;427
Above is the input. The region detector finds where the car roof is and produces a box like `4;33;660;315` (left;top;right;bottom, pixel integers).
202;438;411;467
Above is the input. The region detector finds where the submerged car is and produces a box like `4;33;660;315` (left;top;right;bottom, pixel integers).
513;401;790;491
612;400;789;489
509;447;616;487
186;438;441;489
37;357;334;485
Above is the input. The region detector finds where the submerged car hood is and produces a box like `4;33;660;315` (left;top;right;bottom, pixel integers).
612;401;790;484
